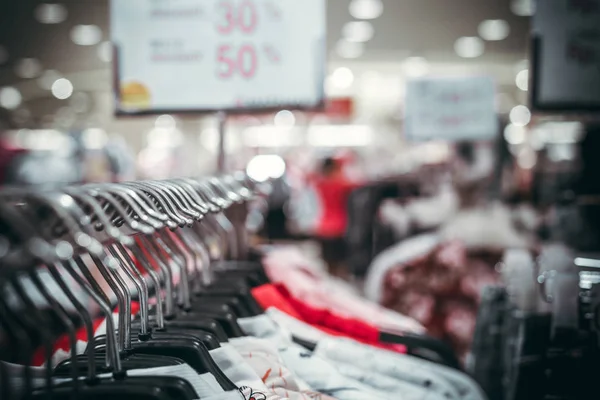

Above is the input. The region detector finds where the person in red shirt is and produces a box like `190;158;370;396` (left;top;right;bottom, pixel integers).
311;155;362;275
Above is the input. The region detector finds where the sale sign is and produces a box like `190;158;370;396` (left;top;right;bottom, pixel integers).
111;0;326;114
404;76;498;142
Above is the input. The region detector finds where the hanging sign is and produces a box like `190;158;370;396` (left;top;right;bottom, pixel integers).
111;0;326;114
404;76;498;141
532;0;600;112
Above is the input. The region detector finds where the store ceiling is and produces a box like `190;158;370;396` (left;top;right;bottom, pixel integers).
328;0;530;63
0;0;531;126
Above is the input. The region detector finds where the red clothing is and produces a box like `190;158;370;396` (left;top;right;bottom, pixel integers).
252;283;405;353
312;175;361;238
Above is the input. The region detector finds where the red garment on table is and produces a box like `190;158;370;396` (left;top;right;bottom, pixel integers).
311;175;361;238
252;283;405;353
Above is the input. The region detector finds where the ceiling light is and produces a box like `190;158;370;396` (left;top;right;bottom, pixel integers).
454;37;485;58
336;40;364;59
349;0;383;20
342;21;374;42
51;78;74;100
0;46;8;65
516;69;529;91
478;19;510;41
148;126;183;148
403;57;430;78
71;25;102;46
0;87;22;110
330;67;354;89
35;3;68;24
37;70;62;90
246;155;286;182
98;41;112;63
504;124;526;145
155;114;176;129
509;105;531;127
511;0;535;17
274;110;296;128
15;58;42;79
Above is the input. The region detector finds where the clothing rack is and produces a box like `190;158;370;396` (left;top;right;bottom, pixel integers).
0;173;258;397
0;172;487;400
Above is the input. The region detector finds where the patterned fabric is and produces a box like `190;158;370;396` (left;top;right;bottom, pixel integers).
210;345;285;400
230;337;336;400
380;241;500;360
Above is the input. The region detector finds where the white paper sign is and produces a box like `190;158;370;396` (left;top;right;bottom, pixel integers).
405;76;498;141
533;0;600;110
110;0;326;114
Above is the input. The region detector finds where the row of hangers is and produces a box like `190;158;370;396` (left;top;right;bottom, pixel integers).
0;171;468;400
0;173;269;400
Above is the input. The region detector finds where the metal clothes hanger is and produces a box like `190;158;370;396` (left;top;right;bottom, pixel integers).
45;260;199;400
65;191;237;390
0;198;79;398
44;228;200;400
80;187;217;340
6;194;173;381
0;199;82;397
0;175;261;397
1;191;211;400
124;182;191;227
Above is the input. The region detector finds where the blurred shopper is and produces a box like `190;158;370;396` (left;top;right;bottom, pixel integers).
312;155;363;275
